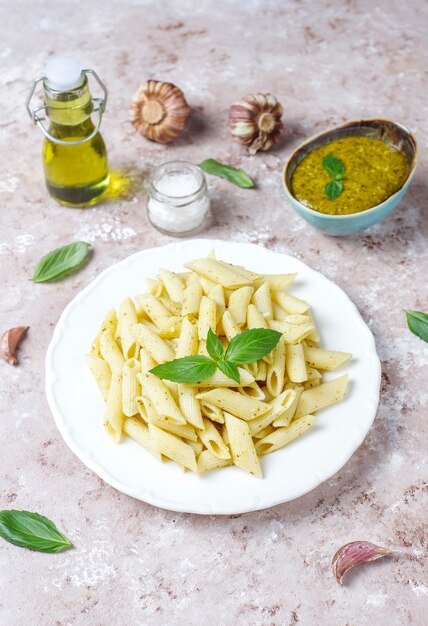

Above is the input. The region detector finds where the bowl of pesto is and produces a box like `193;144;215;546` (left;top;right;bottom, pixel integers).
283;119;417;236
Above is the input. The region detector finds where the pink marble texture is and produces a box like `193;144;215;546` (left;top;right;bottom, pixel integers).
0;0;427;624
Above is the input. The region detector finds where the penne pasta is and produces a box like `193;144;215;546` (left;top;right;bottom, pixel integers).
294;374;348;419
158;268;185;303
285;343;308;383
185;258;252;288
198;418;231;460
303;345;352;371
198;296;218;340
85;353;111;402
273;290;309;315
253;282;273;319
225;412;262;477
196;388;271;421
137;371;186;424
255;415;316;455
122;358;141;416
104;373;123;443
100;328;125;375
228;286;254;326
132;323;175;363
148;424;197;471
89;253;352;477
90;309;117;358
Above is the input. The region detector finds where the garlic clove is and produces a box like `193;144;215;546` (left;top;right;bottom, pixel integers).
332;541;393;585
229;93;283;155
130;80;191;144
1;326;29;365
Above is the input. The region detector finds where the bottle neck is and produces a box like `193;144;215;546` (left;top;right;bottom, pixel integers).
43;76;93;127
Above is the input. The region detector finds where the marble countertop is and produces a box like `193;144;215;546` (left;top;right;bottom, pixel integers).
0;0;427;624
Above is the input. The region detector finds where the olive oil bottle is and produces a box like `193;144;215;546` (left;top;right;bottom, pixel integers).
27;57;109;207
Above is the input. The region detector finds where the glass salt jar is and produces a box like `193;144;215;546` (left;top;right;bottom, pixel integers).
147;161;211;236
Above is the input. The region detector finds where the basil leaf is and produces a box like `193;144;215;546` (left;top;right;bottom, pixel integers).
217;360;241;384
198;159;255;189
32;241;91;283
150;356;217;383
224;328;282;364
325;180;343;201
322;153;345;178
405;310;428;343
206;328;225;361
0;510;72;553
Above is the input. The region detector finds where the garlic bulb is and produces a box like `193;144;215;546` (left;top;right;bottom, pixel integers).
229;93;283;155
131;80;191;144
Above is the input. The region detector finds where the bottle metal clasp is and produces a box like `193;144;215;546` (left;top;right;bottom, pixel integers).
26;69;108;146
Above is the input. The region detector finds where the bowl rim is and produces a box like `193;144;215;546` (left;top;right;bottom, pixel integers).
283;118;418;221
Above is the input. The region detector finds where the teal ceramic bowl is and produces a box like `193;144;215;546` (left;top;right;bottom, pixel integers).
283;119;417;236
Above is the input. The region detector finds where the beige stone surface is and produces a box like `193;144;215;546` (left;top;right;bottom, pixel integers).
0;0;427;624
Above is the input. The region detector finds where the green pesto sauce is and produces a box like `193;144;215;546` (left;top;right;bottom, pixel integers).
291;137;409;215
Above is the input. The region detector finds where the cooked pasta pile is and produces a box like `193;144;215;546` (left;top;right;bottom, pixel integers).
86;254;351;477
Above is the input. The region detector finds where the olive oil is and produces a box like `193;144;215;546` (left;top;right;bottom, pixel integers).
28;57;109;207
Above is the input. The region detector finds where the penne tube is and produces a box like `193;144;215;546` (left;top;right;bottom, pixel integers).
182;280;203;317
253;425;275;439
224;412;262;477
216;260;259;281
178;384;204;429
198;296;218;341
273;290;309;315
90;309;117;358
303;345;352;371
228;286;254;326
268;319;315;345
122;358;141;417
255;414;316;456
246;303;268;329
123;416;162;460
185;258;252;288
137;397;197;441
305;310;321;344
266;336;286;396
197;450;232;474
198;418;231;460
137;371;186;424
238;382;266;400
148;424;197;472
144;277;163;297
188;439;203;457
247;409;278;436
253;282;273;319
294;374;348;419
140;347;156;372
201;402;225;423
208;284;226;317
255;273;297;291
159;296;182;316
135;294;170;327
132;323;175;363
158;268;184;302
176;317;198;358
104;373;123;443
100;328;125;375
272;387;303;427
117;298;139;359
196;388;271;421
285;343;308;383
256;359;267;382
221;310;241;341
85;353;111;402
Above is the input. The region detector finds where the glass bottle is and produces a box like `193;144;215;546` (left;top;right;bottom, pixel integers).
27;56;109;207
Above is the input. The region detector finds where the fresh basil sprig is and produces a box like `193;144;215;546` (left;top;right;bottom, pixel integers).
198;159;255;189
0;510;72;553
322;153;345;200
150;327;282;384
405;309;428;343
32;241;91;282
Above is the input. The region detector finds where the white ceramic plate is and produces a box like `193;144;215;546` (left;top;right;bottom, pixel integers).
46;240;381;514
